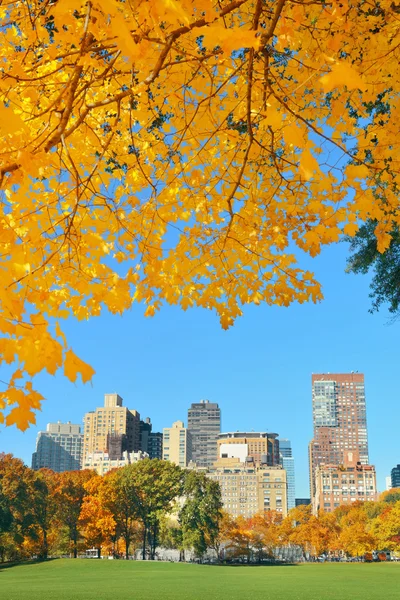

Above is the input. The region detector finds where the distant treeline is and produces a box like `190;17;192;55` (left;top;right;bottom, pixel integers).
1;454;399;563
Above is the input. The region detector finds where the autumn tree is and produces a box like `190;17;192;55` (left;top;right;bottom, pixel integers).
225;516;253;563
79;475;116;558
53;469;95;558
1;1;400;428
371;502;400;553
337;503;376;557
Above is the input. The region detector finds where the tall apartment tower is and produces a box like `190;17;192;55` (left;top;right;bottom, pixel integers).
83;393;140;464
309;373;369;497
163;421;192;467
279;439;296;511
140;417;163;459
391;464;400;488
188;400;221;467
32;422;83;472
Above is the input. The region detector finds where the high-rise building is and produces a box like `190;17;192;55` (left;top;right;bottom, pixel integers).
163;421;192;467
139;417;163;459
139;418;152;453
279;439;295;511
391;464;400;488
217;432;280;466
313;451;377;514
31;422;83;472
148;432;163;459
386;476;392;491
188;400;221;467
295;498;311;507
82;393;140;464
309;373;369;497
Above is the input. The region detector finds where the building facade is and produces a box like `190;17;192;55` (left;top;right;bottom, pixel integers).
313;451;377;514
218;432;280;466
148;432;163;459
188;400;221;467
31;422;83;472
82;393;140;464
82;450;148;476
163;421;192;467
139;417;163;459
391;464;400;488
295;498;311;507
279;439;295;511
208;457;287;519
309;373;369;496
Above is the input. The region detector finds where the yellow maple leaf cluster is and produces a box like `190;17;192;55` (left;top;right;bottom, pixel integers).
1;0;399;427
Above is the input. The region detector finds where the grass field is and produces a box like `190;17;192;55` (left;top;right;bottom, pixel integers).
0;559;399;600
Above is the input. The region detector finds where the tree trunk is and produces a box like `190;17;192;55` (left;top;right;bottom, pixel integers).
42;529;48;560
142;525;147;560
97;547;101;559
125;535;129;560
73;531;78;558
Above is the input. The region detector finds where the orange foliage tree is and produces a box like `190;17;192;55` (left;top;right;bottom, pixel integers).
78;475;116;558
1;1;400;427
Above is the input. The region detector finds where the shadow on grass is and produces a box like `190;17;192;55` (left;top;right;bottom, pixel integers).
206;562;298;567
0;558;60;572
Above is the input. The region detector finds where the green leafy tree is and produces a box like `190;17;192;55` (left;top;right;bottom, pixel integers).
346;221;400;317
123;460;184;560
180;471;223;560
106;468;142;559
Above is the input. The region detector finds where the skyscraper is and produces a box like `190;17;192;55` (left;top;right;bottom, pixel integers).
163;421;192;467
391;464;400;488
83;393;140;464
279;438;296;511
140;417;163;459
32;422;83;472
188;400;221;467
309;373;369;497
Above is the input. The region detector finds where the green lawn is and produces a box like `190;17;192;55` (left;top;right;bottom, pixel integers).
0;559;399;600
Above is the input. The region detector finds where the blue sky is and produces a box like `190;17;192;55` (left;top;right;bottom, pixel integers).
0;240;398;497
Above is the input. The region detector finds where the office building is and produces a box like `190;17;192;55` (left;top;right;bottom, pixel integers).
309;373;369;496
140;418;152;453
82;393;140;464
279;439;296;511
313;451;377;514
163;421;192;467
295;498;311;507
82;450;148;476
208;456;287;519
31;422;83;472
391;464;400;488
386;476;392;491
140;418;163;459
217;432;280;466
148;432;163;459
188;400;221;467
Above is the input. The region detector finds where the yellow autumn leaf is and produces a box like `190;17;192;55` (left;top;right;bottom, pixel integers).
201;26;258;53
320;62;367;92
55;321;68;348
299;150;321;180
64;349;96;384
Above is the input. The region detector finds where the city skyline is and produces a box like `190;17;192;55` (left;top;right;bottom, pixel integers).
0;370;394;497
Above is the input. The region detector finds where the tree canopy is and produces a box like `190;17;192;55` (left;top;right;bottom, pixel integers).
1;0;400;428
